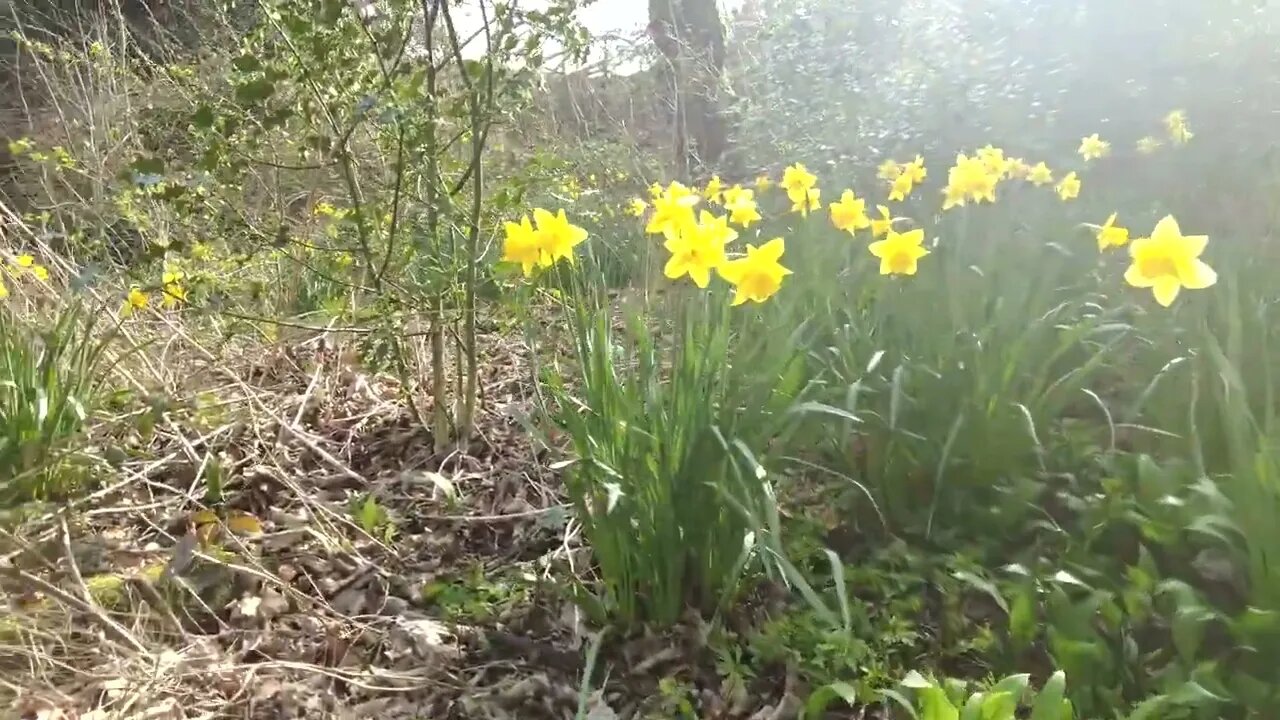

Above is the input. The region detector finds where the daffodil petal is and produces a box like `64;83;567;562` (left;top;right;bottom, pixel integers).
1179;259;1217;290
1124;263;1155;288
1152;276;1181;307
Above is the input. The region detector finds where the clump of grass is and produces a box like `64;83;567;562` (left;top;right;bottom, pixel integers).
0;301;115;502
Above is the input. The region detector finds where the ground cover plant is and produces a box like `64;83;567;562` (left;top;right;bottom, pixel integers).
0;0;1277;718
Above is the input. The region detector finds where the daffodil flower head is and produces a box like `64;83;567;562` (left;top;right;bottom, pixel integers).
869;228;930;276
870;205;898;238
888;173;914;202
663;210;735;288
754;174;773;191
789;186;820;216
1136;136;1163;154
1165;110;1193;144
780;163;817;196
1078;133;1111;161
627;198;649;217
1026;162;1053;186
646;182;701;239
976;145;1010;177
1095;212;1130;251
830;190;871;233
903;156;927;184
948;153;998;203
648;182;664;199
122;286;149;317
13;254;34;268
1006;158;1032;180
723;187;762;228
533;207;589;265
718;237;791;306
1124;215;1216;307
877;159;903;182
1056;172;1081;201
501;214;546;277
703;175;725;204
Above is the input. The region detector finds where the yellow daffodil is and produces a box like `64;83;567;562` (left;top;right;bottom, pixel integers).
829;190;871;233
663;210;734;288
903;155;927;184
869;228;929;276
1136;136;1163;154
755;174;773;191
30;265;49;282
1165;110;1193;144
122;286;149;317
13;254;34;268
162;282;187;309
1078;133;1111;161
888;173;914;202
0;279;7;299
1124;215;1216;307
723;186;762;228
1094;212;1130;251
941;183;967;211
789;187;820;216
646;182;701;239
1006;158;1032;180
704;175;725;204
1026;162;1053;186
533;207;589;265
649;182;664;199
780;163;817;196
877;159;902;181
502;215;545;276
627;198;649;217
946;153;998;204
976;145;1010;177
1056;172;1081;201
870;205;898;238
719;237;791;306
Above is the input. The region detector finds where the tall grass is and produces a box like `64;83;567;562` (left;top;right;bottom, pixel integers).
0;301;115;502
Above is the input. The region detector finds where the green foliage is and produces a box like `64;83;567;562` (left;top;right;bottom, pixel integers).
0;302;114;502
532;246;812;626
876;670;1073;720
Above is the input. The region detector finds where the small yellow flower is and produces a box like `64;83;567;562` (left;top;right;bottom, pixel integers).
1136;136;1163;155
1123;215;1215;307
532;208;589;265
718;237;792;306
941;183;967;211
1078;133;1111;161
13;254;34;268
870;205;898;238
162;283;187;309
1006;158;1032;180
501;215;544;277
829;190;871;233
723;186;762;228
1056;171;1081;201
877;159;902;181
627;198;649;217
868;228;930;276
754;174;773;191
1094;212;1130;251
888;173;914;202
649;182;664;199
789;187;820;216
1026;162;1053;186
976;145;1010;176
0;278;8;299
1165;110;1193;145
704;175;725;204
122;286;149;317
780;163;817;196
663;210;734;288
30;265;49;282
162;269;185;285
903;155;927;184
646;182;701;239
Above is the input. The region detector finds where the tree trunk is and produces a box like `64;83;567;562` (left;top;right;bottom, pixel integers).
648;0;727;181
